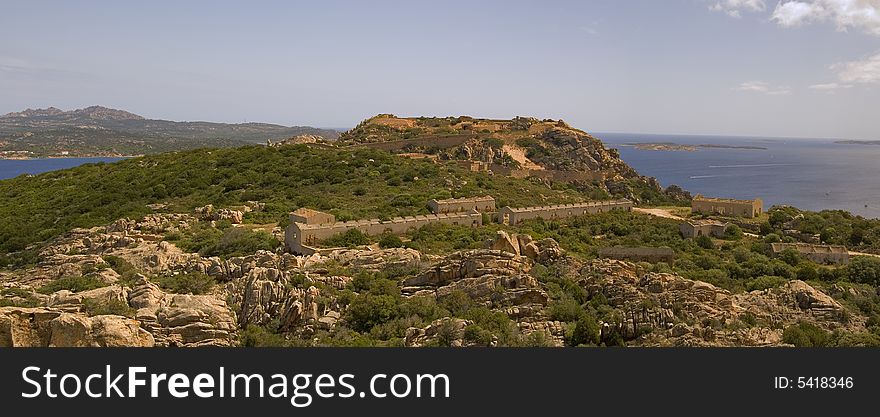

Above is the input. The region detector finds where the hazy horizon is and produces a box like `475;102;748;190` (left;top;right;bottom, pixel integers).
2;0;879;140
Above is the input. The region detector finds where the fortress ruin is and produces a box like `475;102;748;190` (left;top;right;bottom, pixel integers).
428;196;496;214
692;195;763;218
770;243;850;265
285;197;634;254
497;200;633;225
679;220;729;239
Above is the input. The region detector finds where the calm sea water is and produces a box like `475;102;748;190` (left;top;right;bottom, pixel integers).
595;133;880;218
0;157;123;180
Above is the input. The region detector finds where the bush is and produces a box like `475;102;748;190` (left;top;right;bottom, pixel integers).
782;322;830;347
81;298;136;318
378;232;403;249
724;224;744;240
845;256;880;286
324;229;371;248
200;227;279;258
153;272;215;295
695;235;714;249
568;314;600;346
547;296;583;322
37;276;108;294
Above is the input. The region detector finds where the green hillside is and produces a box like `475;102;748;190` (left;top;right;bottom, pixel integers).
0;144;612;263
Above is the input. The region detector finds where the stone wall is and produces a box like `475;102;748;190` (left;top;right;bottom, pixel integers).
692;195;763;218
428;196;496;214
770;243;850;265
286;211;483;254
679;221;728;239
497;200;633;225
351;134;475;152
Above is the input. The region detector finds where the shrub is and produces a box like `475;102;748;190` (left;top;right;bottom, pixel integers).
153;272;215;295
201;227;279;258
82;298;136;318
568;314;600;346
695;235;714;249
724;224;744;240
324;229;371;248
378;232;403;249
782;322;830;347
547;296;583;322
845;256;880;286
37;276;108;294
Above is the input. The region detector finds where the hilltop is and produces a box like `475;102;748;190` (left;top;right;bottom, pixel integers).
339;115;685;202
0;106;340;157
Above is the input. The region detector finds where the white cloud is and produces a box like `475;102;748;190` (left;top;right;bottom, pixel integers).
832;51;880;83
709;0;767;17
735;80;792;94
771;0;880;35
809;82;854;90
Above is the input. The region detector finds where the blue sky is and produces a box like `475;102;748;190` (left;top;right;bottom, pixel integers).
1;0;878;139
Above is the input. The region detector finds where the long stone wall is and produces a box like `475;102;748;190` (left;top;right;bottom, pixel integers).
498;200;633;225
428;196;496;214
286;211;483;254
350;134;475;152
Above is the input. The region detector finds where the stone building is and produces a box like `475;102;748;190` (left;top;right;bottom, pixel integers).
597;247;675;263
770;243;850;265
497;200;633;225
691;195;763;218
679;220;729;239
289;207;336;225
428;196;496;214
286;209;483;255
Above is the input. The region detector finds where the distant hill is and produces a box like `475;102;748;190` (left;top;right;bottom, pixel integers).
0;106;340;157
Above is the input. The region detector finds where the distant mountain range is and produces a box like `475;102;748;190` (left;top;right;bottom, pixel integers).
0;106;340;158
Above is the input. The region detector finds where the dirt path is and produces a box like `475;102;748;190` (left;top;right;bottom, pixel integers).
849;251;880;259
633;207;686;221
502;144;544;170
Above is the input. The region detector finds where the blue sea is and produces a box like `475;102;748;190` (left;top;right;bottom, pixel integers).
595;133;880;219
0;157;124;180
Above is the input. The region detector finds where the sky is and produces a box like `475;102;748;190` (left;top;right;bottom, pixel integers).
1;0;879;139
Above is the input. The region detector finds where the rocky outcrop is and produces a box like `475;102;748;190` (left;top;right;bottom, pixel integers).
405;318;473;347
578;259;855;347
194;204;244;224
128;275;237;347
227;267;341;333
0;307;154;347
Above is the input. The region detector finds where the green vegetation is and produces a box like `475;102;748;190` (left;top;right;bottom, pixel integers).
37;276;108;294
1;145;598;265
153;272;215;295
766;206;880;253
324;229;372;248
782;322;831;347
164;222;279;259
0;287;40;307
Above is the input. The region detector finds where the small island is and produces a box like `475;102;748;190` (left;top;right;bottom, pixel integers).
836;140;880;146
623;142;767;152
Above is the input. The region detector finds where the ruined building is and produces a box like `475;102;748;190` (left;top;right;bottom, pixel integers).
285;209;483;255
428;196;496;214
497;200;633;226
286;198;634;254
679;220;729;239
692;195;763;218
770;243;850;265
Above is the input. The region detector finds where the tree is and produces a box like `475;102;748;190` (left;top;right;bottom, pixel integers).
845;256;880;286
378;232;403;249
724;224;744;240
568;314;600;346
695;235;714;249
